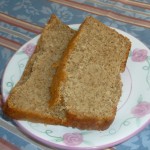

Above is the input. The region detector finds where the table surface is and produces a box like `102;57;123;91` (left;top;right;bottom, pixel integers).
0;0;150;150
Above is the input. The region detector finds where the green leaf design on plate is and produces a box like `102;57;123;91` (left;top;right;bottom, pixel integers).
28;123;63;142
83;140;93;145
137;95;143;104
16;51;24;55
55;138;63;142
6;75;15;90
28;122;45;133
45;130;63;142
123;117;136;126
109;128;116;135
136;118;140;126
4;89;9;95
81;131;91;135
17;57;28;75
143;58;150;89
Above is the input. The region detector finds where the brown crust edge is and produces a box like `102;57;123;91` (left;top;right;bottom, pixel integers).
50;16;131;130
2;15;131;131
65;107;117;130
50;17;88;106
2;102;64;125
120;41;131;72
17;14;58;85
2;14;73;126
50;16;131;106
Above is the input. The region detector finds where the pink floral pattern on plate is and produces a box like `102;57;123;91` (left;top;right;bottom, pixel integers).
131;101;150;118
63;133;83;146
131;49;148;62
23;43;36;57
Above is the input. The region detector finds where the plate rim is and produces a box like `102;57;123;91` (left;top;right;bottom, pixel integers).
1;24;150;150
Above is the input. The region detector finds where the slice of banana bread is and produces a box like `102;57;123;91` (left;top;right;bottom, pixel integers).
50;16;131;130
3;15;76;125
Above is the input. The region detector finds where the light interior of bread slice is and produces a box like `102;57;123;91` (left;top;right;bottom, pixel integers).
59;17;130;118
5;15;76;122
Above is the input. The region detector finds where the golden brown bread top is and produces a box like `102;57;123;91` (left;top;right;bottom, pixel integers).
3;15;76;124
3;15;131;130
49;16;130;130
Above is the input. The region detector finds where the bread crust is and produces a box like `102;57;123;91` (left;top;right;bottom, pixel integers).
50;17;131;106
120;43;131;72
2;15;75;126
50;19;85;106
65;107;117;130
50;16;131;130
3;15;131;131
119;35;131;72
17;15;58;85
3;102;64;125
3;101;114;130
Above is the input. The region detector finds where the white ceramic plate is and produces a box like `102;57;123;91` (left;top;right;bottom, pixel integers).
2;25;150;150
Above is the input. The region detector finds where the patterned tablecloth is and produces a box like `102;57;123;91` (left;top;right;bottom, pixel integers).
0;0;150;150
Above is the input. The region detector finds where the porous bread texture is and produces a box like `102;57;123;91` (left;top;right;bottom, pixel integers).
50;16;131;130
3;15;76;124
3;15;131;130
18;15;57;85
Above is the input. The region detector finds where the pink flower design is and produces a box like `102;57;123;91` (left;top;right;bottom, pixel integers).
131;49;148;62
63;133;83;146
23;43;36;57
131;101;150;118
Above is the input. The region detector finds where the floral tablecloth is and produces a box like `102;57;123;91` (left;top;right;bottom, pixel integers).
0;0;150;149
